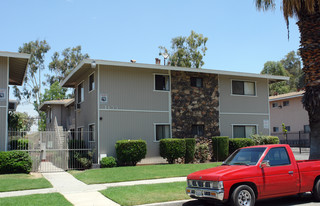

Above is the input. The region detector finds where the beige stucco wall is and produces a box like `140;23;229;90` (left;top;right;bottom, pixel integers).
270;96;308;132
98;65;170;158
0;57;8;151
219;75;270;137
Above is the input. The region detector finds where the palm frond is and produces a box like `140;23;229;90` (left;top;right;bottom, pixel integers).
255;0;275;11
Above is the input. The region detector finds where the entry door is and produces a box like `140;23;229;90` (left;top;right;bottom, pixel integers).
260;147;299;197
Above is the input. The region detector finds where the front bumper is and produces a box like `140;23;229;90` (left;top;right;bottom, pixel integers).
186;187;224;201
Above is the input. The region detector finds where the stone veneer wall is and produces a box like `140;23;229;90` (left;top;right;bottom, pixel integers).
171;71;220;140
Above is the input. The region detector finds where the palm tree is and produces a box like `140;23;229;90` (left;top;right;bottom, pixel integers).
256;0;320;159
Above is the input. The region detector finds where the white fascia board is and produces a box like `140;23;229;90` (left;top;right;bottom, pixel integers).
0;51;30;59
269;94;304;102
60;60;86;87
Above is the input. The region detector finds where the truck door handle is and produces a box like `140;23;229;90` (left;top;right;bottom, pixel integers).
288;171;293;174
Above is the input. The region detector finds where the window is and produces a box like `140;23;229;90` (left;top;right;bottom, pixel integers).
272;102;278;108
77;82;84;103
190;77;203;88
232;80;256;96
155;75;170;91
263;147;290;166
273;127;279;132
283;101;289;107
233;125;257;138
192;125;204;136
304;125;310;133
285;126;291;132
77;127;83;140
89;73;95;92
89;124;95;141
155;124;170;141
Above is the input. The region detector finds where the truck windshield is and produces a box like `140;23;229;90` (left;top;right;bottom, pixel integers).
222;147;266;166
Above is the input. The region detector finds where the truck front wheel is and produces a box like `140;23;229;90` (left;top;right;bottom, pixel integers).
231;185;256;206
313;179;320;201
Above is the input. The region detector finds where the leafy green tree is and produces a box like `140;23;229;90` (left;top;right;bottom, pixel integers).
47;46;89;85
159;30;208;68
261;61;290;95
8;112;34;131
256;1;320;159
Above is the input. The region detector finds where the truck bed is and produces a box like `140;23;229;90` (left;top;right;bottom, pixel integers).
297;159;320;193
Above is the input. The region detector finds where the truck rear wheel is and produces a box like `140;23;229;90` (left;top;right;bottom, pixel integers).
231;185;256;206
313;179;320;201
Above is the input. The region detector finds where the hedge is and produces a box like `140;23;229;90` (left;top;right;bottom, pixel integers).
9;139;29;150
185;138;196;163
229;138;255;154
115;140;147;166
212;136;229;161
101;156;117;168
0;151;32;174
160;138;186;164
251;134;280;145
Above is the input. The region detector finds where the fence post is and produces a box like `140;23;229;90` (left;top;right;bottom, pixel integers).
299;131;301;154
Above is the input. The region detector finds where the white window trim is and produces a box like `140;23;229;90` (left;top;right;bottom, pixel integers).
88;123;95;142
77;80;85;104
231;124;259;138
153;73;170;92
88;72;95;93
153;123;172;142
230;79;257;97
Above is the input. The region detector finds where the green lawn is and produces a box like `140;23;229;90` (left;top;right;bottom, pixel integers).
101;182;190;206
0;173;52;192
0;193;72;206
70;162;221;184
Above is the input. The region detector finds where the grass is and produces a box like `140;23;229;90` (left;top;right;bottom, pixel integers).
0;193;72;206
70;162;221;184
0;173;52;192
100;182;190;206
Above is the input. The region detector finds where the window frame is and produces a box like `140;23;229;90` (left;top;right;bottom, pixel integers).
190;77;203;88
153;73;170;92
283;100;290;107
88;72;95;93
304;125;310;133
272;102;278;108
232;124;258;138
77;81;84;104
273;127;279;132
88;123;95;142
154;123;171;142
231;79;257;97
192;124;205;136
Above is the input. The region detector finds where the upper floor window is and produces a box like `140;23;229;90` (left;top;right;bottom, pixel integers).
273;127;279;132
285;126;291;132
283;100;289;107
233;125;257;138
155;74;170;91
77;82;84;103
190;77;203;88
89;73;95;92
155;124;171;141
272;102;278;108
232;80;256;96
192;125;204;136
304;125;310;133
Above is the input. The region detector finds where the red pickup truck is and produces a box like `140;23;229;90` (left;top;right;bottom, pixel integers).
186;144;320;206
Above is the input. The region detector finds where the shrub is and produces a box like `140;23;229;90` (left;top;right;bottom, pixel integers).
68;140;92;169
185;138;196;163
101;156;117;168
115;140;147;166
160;139;186;164
229;138;255;154
212;136;229;161
9;139;29;150
194;143;210;163
0;151;32;174
251;134;280;145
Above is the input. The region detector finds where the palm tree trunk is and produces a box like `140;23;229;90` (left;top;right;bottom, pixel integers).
298;6;320;159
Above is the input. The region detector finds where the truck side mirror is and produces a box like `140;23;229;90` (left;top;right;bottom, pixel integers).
260;160;270;168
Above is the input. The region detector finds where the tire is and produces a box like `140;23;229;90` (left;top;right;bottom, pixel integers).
313;179;320;201
231;185;256;206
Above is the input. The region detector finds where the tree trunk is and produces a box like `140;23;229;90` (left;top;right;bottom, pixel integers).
297;5;320;159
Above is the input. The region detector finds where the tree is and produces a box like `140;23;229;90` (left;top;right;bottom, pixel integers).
13;40;51;109
159;30;208;68
256;1;320;159
47;46;89;85
261;61;290;95
8;112;34;131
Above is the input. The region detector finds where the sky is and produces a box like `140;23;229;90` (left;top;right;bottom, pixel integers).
1;0;300;117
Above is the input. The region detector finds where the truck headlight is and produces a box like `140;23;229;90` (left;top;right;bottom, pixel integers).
211;181;224;189
187;180;193;187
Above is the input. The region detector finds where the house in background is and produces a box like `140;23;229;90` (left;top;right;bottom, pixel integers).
269;91;309;133
39;99;75;131
60;58;288;160
0;51;30;151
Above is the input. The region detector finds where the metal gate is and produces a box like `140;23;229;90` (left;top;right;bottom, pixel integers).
8;131;97;172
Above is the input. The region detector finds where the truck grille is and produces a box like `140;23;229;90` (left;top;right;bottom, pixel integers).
191;180;211;188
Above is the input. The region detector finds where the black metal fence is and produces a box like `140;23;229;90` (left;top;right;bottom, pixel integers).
271;131;310;149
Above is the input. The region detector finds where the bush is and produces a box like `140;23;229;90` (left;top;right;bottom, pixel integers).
0;151;32;174
101;156;117;168
9;139;29;150
229;138;255;154
160;139;186;164
115;140;147;166
194;143;210;163
185;138;196;163
212;136;229;161
68;140;92;169
251;134;280;145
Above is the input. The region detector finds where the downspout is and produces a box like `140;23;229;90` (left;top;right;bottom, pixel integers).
5;57;9;151
97;63;100;163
